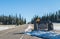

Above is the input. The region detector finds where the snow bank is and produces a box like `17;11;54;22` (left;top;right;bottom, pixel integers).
25;25;34;32
53;23;60;30
25;31;60;39
0;25;15;31
53;26;60;30
0;26;9;31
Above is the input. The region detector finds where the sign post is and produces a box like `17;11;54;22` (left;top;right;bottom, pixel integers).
34;18;40;30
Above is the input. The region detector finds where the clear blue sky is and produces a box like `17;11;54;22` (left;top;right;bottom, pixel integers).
0;0;60;22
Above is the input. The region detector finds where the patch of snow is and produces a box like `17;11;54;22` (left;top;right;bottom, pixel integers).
53;26;60;30
25;25;33;32
25;31;60;39
53;23;60;30
0;27;9;31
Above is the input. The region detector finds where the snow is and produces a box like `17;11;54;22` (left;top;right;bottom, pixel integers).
25;25;34;32
0;25;15;31
53;23;60;30
53;26;60;30
24;24;60;39
0;26;9;31
25;31;60;39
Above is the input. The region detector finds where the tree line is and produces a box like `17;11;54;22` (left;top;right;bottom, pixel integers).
31;10;60;23
0;14;26;25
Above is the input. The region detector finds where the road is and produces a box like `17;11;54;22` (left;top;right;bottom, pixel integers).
0;24;42;39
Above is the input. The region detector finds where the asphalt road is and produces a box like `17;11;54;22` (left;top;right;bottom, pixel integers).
0;24;42;39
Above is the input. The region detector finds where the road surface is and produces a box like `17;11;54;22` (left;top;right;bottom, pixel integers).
0;24;42;39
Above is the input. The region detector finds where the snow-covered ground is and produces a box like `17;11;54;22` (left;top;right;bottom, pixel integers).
0;26;9;31
54;26;60;30
0;23;60;31
25;23;60;39
25;31;60;39
0;25;16;31
53;23;60;30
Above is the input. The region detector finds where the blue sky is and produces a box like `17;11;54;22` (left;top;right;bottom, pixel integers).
0;0;60;22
